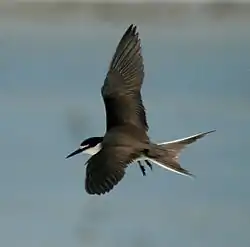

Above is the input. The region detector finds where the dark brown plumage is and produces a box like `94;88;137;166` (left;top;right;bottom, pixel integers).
69;24;215;195
85;125;149;195
102;24;148;132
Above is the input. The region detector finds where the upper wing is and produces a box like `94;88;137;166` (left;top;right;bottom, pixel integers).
101;24;148;132
85;145;138;195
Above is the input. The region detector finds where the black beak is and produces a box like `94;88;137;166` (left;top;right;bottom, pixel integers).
66;148;83;159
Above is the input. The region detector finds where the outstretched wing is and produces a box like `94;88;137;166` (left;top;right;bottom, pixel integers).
101;24;148;132
85;146;138;195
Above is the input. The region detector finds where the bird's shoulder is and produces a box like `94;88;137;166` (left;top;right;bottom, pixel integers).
102;125;149;148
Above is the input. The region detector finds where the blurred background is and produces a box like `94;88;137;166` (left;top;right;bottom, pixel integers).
0;2;250;247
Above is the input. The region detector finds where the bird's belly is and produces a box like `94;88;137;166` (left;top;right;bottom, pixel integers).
134;156;147;162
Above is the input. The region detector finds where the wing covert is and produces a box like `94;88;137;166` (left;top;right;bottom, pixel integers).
85;146;138;195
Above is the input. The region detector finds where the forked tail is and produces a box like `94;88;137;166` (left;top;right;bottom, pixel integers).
147;130;216;178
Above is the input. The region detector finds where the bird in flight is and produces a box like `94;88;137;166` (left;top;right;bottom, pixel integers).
66;24;215;195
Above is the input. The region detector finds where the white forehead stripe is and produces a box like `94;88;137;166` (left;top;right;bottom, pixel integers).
82;143;102;155
80;145;88;149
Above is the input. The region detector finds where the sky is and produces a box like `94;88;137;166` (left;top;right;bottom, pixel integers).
0;3;250;247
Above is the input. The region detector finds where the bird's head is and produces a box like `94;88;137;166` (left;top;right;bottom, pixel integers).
66;136;103;159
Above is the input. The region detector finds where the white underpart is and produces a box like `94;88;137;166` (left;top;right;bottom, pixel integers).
146;158;193;178
134;156;192;178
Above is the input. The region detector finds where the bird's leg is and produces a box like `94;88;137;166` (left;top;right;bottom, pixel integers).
145;160;153;171
138;161;146;176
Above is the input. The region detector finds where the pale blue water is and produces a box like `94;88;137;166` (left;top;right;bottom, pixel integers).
0;4;250;247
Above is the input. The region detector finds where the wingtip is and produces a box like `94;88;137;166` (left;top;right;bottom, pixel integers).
128;23;137;29
126;24;138;35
